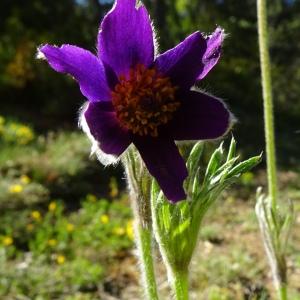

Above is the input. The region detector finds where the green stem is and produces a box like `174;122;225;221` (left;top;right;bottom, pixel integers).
257;0;278;210
136;225;160;300
278;284;288;300
123;150;159;300
171;269;189;300
257;1;289;299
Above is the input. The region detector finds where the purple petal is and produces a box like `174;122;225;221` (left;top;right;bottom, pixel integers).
198;27;225;80
84;102;131;156
39;44;111;102
168;91;232;140
154;32;207;89
98;0;154;76
133;137;187;203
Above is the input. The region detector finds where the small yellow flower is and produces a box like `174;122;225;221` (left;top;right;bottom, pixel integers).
26;223;34;232
114;227;125;236
31;211;41;221
48;201;57;212
20;175;30;185
126;220;134;240
47;239;57;247
3;236;13;246
56;255;66;265
9;184;23;194
100;214;109;224
66;223;75;232
16;126;34;145
86;194;97;202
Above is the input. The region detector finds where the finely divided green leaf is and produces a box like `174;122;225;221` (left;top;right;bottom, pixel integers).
204;142;224;182
226;136;236;162
187;142;204;176
225;154;262;178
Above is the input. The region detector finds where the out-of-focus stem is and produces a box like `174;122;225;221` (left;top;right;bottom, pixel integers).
257;0;278;210
278;285;288;300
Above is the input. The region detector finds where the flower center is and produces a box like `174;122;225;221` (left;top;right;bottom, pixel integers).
111;64;180;137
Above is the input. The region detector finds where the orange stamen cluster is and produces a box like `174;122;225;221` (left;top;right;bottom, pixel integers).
111;64;180;137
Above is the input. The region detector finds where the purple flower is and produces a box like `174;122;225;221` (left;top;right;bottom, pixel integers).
38;0;233;203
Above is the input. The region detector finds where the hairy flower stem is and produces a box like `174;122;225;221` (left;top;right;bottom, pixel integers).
171;269;189;300
135;223;159;300
133;200;159;300
123;150;159;300
257;1;287;299
257;0;278;210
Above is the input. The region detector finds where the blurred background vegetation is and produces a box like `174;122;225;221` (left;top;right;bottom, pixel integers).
0;0;299;299
1;0;300;165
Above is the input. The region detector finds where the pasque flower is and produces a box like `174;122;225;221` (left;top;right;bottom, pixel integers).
38;0;232;203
